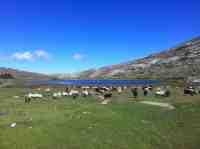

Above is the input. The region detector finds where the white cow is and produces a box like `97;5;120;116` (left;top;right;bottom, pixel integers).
69;90;79;96
82;90;89;97
27;93;43;98
102;87;110;91
82;86;90;89
117;87;122;94
62;92;69;96
25;93;43;103
45;88;51;92
69;90;79;99
155;90;166;96
53;92;62;98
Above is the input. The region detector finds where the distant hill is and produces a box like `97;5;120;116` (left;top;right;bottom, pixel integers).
0;67;52;87
0;67;50;80
78;36;200;82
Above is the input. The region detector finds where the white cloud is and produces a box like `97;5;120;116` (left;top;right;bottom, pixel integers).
35;50;50;60
12;51;34;61
11;50;50;62
73;53;86;61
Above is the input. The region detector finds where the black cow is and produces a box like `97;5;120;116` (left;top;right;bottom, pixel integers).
25;96;31;103
104;93;112;99
131;87;138;98
184;88;196;96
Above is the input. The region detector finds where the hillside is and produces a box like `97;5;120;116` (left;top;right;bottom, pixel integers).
0;67;51;80
78;36;200;81
0;67;51;87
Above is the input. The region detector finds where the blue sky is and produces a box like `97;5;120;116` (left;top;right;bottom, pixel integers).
0;0;200;74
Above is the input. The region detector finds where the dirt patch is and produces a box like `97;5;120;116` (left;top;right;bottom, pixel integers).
0;112;8;116
139;101;175;110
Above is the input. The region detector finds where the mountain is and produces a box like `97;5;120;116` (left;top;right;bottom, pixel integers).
0;67;50;80
0;67;53;87
78;36;200;81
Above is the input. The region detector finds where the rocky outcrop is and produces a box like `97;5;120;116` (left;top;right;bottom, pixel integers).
79;36;200;80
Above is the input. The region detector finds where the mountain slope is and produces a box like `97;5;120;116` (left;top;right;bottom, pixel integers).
0;67;50;80
79;36;200;80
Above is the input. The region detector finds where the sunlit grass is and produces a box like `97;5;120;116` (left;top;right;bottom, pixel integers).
0;87;200;149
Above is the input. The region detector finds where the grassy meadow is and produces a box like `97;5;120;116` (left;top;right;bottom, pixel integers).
0;87;200;149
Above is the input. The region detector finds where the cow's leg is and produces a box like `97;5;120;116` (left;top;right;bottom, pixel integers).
25;97;27;103
28;98;31;103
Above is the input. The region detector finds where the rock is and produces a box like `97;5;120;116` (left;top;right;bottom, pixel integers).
10;123;16;128
82;111;90;114
101;100;111;105
141;120;151;124
13;96;19;99
0;112;8;116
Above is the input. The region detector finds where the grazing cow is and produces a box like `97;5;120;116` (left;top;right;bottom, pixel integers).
165;90;171;97
131;87;138;98
69;90;79;99
104;92;112;99
155;89;170;97
45;88;51;92
82;86;90;89
28;93;43;98
102;87;110;91
25;93;43;103
88;90;96;96
25;95;31;103
123;86;127;90
65;87;70;93
62;92;69;96
82;90;89;97
111;87;118;92
95;88;105;94
53;92;62;99
117;87;122;94
142;86;149;96
143;89;148;96
184;87;196;96
148;85;153;91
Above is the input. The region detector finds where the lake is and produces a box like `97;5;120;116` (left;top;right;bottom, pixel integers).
28;80;160;86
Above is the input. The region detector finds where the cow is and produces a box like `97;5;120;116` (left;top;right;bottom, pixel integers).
184;87;196;96
69;90;79;99
104;92;112;99
155;89;170;97
53;92;62;99
25;93;43;103
82;90;89;97
117;87;122;94
131;87;138;98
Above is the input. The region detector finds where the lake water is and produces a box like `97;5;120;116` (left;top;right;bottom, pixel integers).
28;80;160;86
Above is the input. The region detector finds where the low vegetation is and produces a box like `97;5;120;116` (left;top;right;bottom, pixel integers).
0;87;200;149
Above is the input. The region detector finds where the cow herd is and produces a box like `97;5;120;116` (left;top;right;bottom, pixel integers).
23;85;200;103
24;85;153;103
24;86;122;103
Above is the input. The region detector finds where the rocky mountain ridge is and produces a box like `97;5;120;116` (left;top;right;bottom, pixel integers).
78;36;200;81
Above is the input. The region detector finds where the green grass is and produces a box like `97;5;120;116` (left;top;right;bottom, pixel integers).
0;87;200;149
